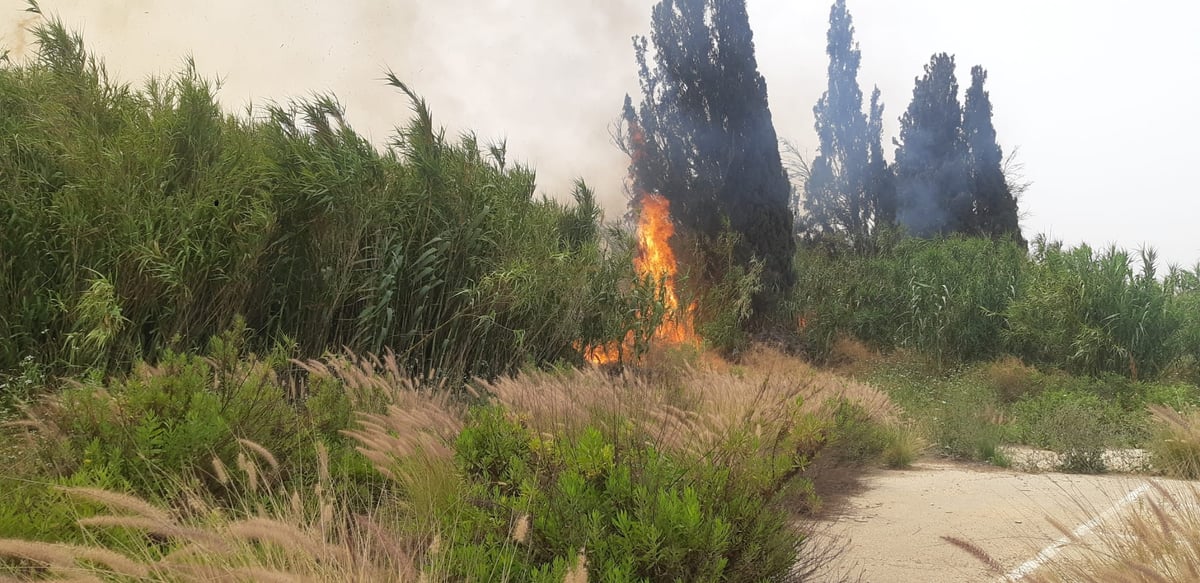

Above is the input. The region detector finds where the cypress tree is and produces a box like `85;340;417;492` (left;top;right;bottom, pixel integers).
894;53;971;237
804;1;896;252
626;0;795;312
963;65;1023;244
805;0;870;248
867;86;897;234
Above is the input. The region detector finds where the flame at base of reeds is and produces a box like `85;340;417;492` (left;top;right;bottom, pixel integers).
580;192;699;365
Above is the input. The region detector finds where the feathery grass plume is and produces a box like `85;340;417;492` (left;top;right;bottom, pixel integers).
235;452;259;494
224;567;312;583
212;455;230;486
315;441;331;485
75;516;230;553
226;517;352;566
55;486;171;523
237;438;280;472
562;549;588;583
0;539;149;579
510;514;530;544
955;482;1200;582
941;535;1004;575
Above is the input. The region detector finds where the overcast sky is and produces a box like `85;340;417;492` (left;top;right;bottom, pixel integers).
3;1;1198;267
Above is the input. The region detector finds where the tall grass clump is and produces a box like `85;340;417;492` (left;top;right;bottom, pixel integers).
1005;237;1185;380
1166;263;1200;383
792;236;1023;367
794;234;1198;382
0;11;646;388
1147;404;1200;479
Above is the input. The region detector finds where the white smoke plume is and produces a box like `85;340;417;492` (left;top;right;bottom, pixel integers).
0;0;655;211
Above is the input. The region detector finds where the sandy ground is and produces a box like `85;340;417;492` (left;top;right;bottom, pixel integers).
813;459;1180;582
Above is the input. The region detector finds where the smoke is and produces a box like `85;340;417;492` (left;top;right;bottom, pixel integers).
0;0;652;211
896;176;948;237
2;11;36;58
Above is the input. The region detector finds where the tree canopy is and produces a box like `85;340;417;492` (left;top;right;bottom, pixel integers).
624;0;795;313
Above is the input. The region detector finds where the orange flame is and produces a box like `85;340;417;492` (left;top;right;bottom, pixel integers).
579;119;699;365
635;193;697;344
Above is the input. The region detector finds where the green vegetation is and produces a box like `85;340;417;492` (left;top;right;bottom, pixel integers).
854;350;1200;473
3;2;1200;581
0;13;905;582
2;340;891;581
795;235;1200;381
0;13;655;387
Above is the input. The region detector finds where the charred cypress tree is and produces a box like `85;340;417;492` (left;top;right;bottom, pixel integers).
894;53;972;237
964;65;1023;245
625;0;795;315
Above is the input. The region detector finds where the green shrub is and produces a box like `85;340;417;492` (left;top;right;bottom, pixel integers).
444;406;818;582
14;326;371;505
1011;389;1136;473
935;397;1008;464
824;400;891;465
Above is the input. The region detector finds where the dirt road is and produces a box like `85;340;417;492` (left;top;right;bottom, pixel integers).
816;459;1178;582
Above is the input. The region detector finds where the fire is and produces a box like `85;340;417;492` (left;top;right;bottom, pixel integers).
634;193;696;345
578;118;699;365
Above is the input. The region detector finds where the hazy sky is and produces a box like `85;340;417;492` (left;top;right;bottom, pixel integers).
3;1;1198;267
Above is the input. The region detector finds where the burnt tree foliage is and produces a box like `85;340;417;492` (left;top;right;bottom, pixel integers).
624;0;795;315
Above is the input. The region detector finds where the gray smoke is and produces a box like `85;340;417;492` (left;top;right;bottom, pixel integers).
0;0;653;211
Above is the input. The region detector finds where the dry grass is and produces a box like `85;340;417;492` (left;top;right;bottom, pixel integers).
484;346;897;460
946;482;1200;583
1029;482;1200;582
826;337;880;376
0;457;433;582
982;355;1043;404
881;423;927;469
1148;405;1200;479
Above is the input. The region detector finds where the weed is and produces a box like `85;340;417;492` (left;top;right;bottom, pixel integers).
881;423;926;469
980;355;1043;404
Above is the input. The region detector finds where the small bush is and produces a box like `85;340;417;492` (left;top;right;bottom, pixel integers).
447;405;816;581
7;328;376;517
881;424;926;469
929;380;1009;463
1011;389;1133;473
980;356;1042;404
824;400;891;466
